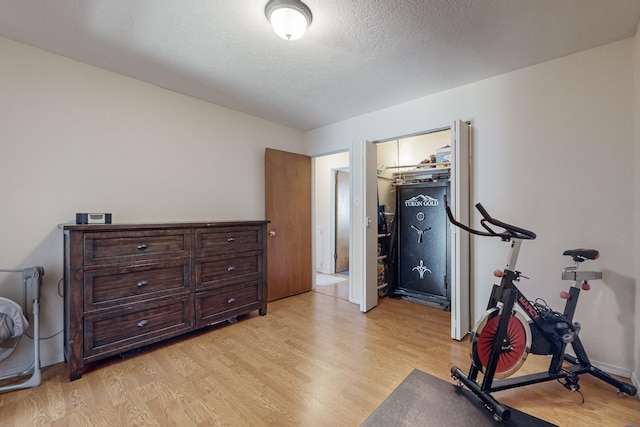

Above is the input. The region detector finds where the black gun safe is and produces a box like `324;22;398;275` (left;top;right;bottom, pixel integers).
394;181;451;310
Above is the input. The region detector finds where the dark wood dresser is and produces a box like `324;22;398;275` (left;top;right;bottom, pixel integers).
61;221;268;381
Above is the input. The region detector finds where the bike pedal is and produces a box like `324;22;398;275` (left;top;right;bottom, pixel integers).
561;372;580;392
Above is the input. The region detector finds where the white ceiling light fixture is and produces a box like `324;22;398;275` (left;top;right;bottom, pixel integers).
265;0;313;41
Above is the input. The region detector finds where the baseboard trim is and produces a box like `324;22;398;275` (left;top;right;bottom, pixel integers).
591;359;633;378
591;359;639;399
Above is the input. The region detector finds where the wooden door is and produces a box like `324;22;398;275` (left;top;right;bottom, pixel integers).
334;170;349;273
265;148;312;301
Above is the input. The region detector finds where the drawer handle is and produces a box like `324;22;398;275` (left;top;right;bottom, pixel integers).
227;237;235;242
227;266;236;271
137;319;149;327
137;244;149;250
137;280;149;288
227;297;236;304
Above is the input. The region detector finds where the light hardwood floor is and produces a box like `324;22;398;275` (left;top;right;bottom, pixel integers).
1;292;638;426
312;274;349;301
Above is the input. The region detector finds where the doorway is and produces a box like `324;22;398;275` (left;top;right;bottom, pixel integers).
313;151;351;301
376;130;452;310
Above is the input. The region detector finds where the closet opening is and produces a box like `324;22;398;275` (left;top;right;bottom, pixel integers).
312;121;470;342
352;120;470;340
375;128;453;311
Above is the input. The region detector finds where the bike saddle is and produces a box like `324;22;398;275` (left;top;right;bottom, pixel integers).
563;249;599;263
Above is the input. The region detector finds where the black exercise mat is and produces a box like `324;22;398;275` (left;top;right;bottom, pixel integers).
361;369;557;426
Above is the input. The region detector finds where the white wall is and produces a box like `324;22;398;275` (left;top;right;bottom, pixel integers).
0;37;304;371
305;39;636;374
313;151;349;274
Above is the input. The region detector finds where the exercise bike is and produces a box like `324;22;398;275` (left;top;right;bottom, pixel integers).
446;203;637;422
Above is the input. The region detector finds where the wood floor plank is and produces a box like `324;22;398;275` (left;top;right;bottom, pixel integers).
1;292;638;426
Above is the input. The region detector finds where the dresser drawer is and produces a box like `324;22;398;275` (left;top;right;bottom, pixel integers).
83;296;192;359
84;260;190;312
195;251;262;290
195;226;264;256
83;230;190;266
195;280;261;326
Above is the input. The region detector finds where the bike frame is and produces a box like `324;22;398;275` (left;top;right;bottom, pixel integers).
452;240;637;422
447;202;637;421
468;239;600;393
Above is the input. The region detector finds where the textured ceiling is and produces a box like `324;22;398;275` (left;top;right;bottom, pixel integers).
1;0;639;131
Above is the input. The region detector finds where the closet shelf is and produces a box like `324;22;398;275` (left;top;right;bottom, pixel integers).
392;167;450;184
386;162;450;169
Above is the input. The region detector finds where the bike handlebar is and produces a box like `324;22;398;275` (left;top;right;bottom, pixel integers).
446;203;537;241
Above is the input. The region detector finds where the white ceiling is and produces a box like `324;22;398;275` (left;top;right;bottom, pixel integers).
1;1;639;131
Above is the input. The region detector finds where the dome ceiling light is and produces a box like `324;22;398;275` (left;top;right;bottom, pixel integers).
265;0;313;41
